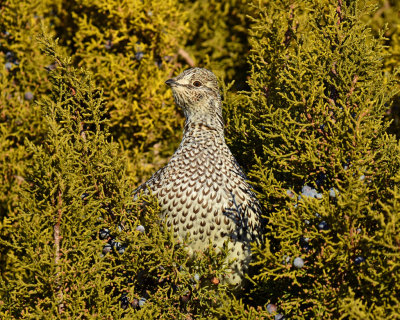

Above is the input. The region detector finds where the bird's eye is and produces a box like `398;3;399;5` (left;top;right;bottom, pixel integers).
193;81;202;87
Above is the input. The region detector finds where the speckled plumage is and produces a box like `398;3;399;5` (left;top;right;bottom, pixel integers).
135;68;261;286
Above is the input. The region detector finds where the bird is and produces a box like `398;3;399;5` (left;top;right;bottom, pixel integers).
134;67;262;286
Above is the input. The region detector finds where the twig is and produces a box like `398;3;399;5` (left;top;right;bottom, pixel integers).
54;190;64;314
79;122;86;141
347;75;359;98
337;0;343;25
178;48;195;67
373;0;390;22
284;4;296;48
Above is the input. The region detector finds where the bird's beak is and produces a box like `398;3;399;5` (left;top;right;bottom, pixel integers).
165;79;177;87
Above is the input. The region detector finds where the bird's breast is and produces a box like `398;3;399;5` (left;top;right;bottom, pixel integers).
151;141;260;249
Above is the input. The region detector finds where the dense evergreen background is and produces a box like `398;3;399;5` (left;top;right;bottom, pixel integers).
1;0;399;318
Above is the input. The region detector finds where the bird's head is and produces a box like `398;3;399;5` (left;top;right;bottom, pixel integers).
166;68;224;131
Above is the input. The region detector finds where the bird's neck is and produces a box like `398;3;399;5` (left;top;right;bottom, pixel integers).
182;119;225;142
185;112;224;129
182;98;225;137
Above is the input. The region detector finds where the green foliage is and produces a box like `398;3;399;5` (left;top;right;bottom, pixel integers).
0;1;57;278
369;0;400;137
1;0;399;319
181;0;255;86
226;0;400;318
1;34;134;317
